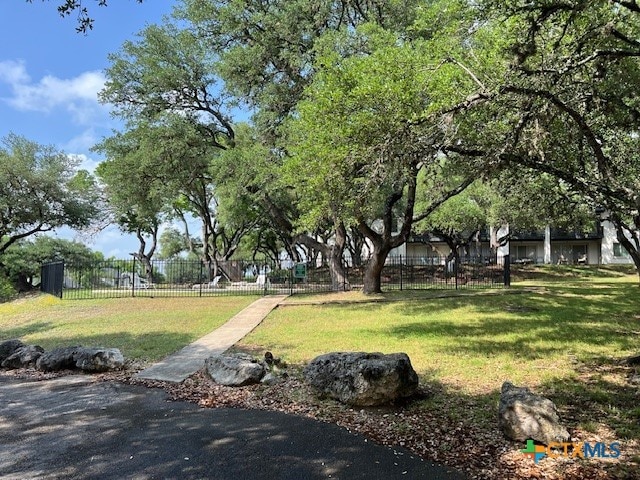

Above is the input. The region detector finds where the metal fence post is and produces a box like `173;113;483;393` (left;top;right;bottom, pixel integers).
504;254;511;287
454;257;459;290
59;261;64;298
40;263;45;295
131;256;136;298
264;262;268;296
41;261;64;299
400;255;403;291
344;262;348;292
199;261;204;298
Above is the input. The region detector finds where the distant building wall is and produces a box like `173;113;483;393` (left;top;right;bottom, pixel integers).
601;221;636;265
400;221;638;265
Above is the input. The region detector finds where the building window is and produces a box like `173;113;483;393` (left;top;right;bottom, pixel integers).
515;245;536;260
613;242;629;258
551;244;587;264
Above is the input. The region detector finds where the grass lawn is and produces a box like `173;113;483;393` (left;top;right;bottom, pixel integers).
2;265;638;478
0;295;258;362
242;277;639;393
235;267;640;477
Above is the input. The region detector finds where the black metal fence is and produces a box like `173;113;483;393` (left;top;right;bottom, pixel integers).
41;255;508;300
40;261;64;298
374;255;508;291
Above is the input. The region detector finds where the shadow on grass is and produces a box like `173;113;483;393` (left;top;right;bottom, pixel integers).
539;360;640;441
511;264;638;283
230;284;640;478
0;321;56;340
373;283;640;360
0;329;195;363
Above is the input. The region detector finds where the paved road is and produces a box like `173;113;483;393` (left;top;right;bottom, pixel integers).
0;376;465;480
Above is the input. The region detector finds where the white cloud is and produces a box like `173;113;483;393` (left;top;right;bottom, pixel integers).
0;59;29;85
64;129;101;154
67;153;101;173
0;59;108;125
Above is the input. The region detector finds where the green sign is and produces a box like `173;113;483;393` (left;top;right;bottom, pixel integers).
294;263;307;279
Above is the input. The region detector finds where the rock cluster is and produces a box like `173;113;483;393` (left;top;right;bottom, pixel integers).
303;352;419;406
205;351;287;386
0;339;124;373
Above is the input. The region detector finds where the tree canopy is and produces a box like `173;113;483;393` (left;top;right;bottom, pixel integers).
2;236;100;291
0;134;99;258
284;1;503;292
459;0;640;277
87;0;640;290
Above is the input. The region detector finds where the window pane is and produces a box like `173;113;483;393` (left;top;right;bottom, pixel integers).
613;243;627;257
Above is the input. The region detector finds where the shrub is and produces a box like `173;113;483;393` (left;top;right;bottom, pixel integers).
0;273;17;303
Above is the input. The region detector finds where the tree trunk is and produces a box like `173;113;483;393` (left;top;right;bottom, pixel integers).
209;258;222;281
612;217;640;286
139;256;153;282
362;246;389;294
133;226;158;284
201;220;214;266
175;207;197;255
328;256;349;291
329;222;350;291
14;272;33;293
295;220;350;291
358;172;417;295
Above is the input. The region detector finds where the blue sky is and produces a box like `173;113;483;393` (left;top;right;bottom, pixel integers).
0;1;177;257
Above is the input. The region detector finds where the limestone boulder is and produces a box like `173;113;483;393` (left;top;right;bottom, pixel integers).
0;339;26;364
1;345;44;369
303;352;419;406
498;381;570;445
36;346;125;372
205;353;266;387
74;348;124;372
36;346;80;372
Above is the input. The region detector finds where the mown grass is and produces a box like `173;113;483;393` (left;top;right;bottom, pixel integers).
244;283;639;391
238;268;640;441
0;295;258;362
511;263;638;284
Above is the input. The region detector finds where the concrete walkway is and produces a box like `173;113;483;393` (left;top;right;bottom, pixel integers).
136;295;288;383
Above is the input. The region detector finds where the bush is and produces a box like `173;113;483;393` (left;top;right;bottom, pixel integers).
0;273;17;303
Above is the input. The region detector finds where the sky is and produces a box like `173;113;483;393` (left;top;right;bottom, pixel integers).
0;0;178;257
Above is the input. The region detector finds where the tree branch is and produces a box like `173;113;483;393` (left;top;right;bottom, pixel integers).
0;224;52;255
501;85;610;179
412;177;474;224
447;57;486;91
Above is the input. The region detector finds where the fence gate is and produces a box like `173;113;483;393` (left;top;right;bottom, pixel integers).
41;261;64;298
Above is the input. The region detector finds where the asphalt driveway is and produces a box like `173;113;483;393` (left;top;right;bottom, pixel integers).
0;375;465;480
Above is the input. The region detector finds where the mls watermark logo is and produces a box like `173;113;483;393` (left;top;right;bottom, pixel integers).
521;440;548;463
521;439;621;464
